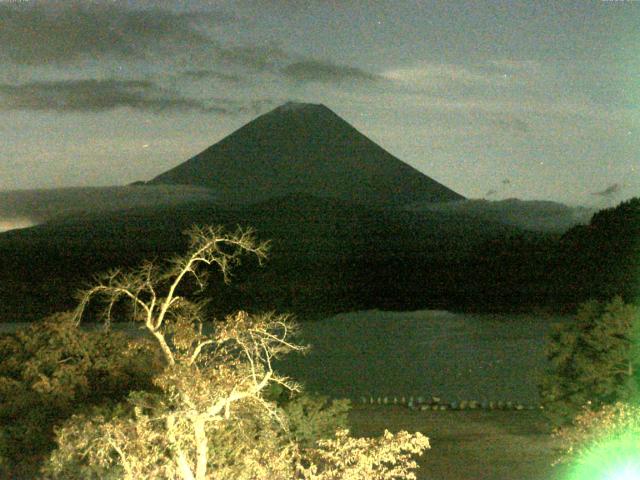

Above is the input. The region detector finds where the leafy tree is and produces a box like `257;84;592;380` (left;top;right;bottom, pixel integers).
297;428;430;480
539;296;640;427
43;225;430;479
0;313;160;478
281;393;351;449
553;197;640;307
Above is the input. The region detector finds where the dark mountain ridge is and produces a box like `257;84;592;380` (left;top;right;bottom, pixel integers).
0;193;516;321
148;102;464;205
1;98;635;321
0;195;637;321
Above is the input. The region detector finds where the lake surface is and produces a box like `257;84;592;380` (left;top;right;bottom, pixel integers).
274;310;571;405
1;309;572;405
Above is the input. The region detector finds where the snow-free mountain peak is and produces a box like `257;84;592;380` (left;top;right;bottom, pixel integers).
148;102;465;205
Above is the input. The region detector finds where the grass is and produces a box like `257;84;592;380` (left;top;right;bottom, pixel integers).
348;404;569;480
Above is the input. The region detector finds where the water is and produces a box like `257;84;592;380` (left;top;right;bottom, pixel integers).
1;309;572;404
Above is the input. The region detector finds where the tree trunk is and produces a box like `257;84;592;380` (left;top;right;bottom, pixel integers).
194;416;208;480
167;414;196;480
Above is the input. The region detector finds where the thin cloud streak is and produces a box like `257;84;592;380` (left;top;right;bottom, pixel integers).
592;183;623;197
282;60;382;83
181;70;242;83
0;79;210;113
467;111;530;134
384;63;498;87
212;44;290;70
0;79;277;115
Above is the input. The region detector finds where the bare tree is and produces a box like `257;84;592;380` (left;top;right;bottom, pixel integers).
59;225;303;479
73;225;272;366
45;225;430;480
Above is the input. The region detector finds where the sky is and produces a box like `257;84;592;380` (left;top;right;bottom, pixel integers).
0;0;638;207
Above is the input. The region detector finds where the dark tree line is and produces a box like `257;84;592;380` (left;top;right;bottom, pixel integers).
0;198;637;322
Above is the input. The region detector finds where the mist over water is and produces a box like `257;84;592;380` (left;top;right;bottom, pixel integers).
0;185;216;230
0;217;37;232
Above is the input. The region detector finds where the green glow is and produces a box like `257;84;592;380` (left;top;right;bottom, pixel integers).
565;432;640;480
605;464;640;480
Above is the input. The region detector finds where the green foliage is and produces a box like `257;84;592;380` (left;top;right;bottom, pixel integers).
281;394;351;449
297;428;430;480
263;383;352;447
0;313;161;477
539;297;640;427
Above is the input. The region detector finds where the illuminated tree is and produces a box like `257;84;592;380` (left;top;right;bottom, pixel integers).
297;428;430;480
539;296;640;428
43;225;430;479
0;313;159;478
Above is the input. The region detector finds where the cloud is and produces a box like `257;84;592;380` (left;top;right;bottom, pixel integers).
488;115;530;134
592;183;623;197
474;60;543;77
181;70;241;83
281;60;381;83
0;2;226;65
204;97;279;115
384;60;548;91
468;111;530;134
0;217;37;233
0;78;280;116
382;61;555;109
384;63;493;87
0;1;382;93
212;44;290;70
0;79;221;113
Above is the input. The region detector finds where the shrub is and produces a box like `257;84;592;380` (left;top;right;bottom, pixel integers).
0;313;161;477
281;393;351;448
297;428;430;480
539;296;640;427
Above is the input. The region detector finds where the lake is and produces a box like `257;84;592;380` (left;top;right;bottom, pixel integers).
1;309;572;405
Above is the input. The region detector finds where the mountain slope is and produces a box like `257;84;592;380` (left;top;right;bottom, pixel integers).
0;193;515;321
148;102;464;205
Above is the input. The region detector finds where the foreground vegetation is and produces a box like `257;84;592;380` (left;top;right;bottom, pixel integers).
540;297;640;428
1;220;639;478
540;297;640;478
1;226;429;479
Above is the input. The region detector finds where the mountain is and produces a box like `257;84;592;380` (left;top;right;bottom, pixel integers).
0;192;515;322
148;102;464;205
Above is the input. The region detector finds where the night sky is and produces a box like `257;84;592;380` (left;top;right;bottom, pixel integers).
1;0;638;206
